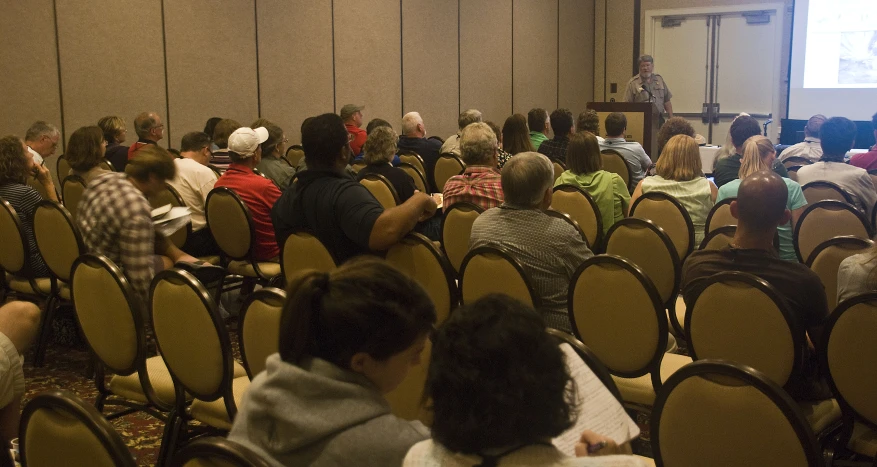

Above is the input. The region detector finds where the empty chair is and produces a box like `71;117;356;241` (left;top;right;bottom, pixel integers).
630;191;696;260
386;233;458;324
704;197;736;234
280;229;336;286
20;389;137;467
699;225;737;251
0;198;51;302
170;437;272;467
432;153;465;192
652;360;823;467
801;180;854;206
397;162;428;193
459;246;539;308
239;287;286;379
806;236;872;311
359;173;399;209
600;149;631;191
61;174;87;220
794;200;873;263
284;145;304;167
440;202;484;273
551;184;603;251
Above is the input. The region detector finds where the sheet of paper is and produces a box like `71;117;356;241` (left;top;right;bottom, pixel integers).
552;343;640;456
153;206;190;225
153;207;190;237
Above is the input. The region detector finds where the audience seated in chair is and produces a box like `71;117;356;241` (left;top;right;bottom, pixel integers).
403;294;646;467
538;108;575;164
848;111;877;171
0;135;58;277
253;120;295;190
441;109;482;157
167;131;221;257
576;109;605;143
357;126;416;202
209;119;242;172
470;152;593;332
443;122;504;211
837;242;877;304
0;301;40;442
779;114;826;163
485;120;513;170
126;112;163;161
713;115;788;188
24;121;61;187
341;104;367;156
599;112;651;186
717;135;807;262
681;170;831;401
272;113;436;263
656;117;695;158
556;132;630;235
77;145;198;304
228;258;435;467
502;113;536;163
65;126;112;185
797;116;877;218
214;126;282;261
630;134;717;246
398;112;443;191
97;116;128;172
528;108;551;151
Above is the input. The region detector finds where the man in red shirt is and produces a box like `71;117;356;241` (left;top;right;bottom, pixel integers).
341;104;367;156
127;112;164;160
850;111;877;170
442;122;504;211
214;127;282;260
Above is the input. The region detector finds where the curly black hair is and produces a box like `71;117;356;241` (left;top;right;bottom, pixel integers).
427;294;576;454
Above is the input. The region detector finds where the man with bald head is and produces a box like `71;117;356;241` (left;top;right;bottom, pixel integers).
681;170;830;401
398;111;442;191
128;111;165;160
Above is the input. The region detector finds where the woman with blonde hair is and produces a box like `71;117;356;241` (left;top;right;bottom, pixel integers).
716;135;806;261
97;116;128;171
357;126;416;202
630;134;717;245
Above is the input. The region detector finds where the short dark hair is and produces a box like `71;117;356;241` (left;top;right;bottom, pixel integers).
485;121;502;144
125;145;176;182
729;115;761;148
366;118;392;135
302;113;349;169
820;116;858;160
549;108;574;137
576;110;600;135
212;119;242;149
427;294;575;454
180;132;212;153
604;112;627;136
203;117;222;139
527;108;548;133
278;257;436;369
567;131;602;174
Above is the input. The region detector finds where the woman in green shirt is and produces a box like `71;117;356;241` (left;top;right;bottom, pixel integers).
554;132;630;234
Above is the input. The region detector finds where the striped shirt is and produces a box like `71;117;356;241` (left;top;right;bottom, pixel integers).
442;166;504;211
0;183;49;277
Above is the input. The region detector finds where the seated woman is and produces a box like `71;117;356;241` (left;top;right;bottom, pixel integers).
0;135;59;277
502;114;535;164
486;120;513;169
404;294;647;466
555;132;630;235
630;134;717;246
357;126;417;202
717;136;806;262
254;120;295;190
228;258;436;466
66;126;112;185
98;116;128;172
837;245;877;304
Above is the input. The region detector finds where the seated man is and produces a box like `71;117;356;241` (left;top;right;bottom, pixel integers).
576;109;605;143
681;170;830;401
849;111;877;170
209;119;242;172
713;115;788;188
0;301;40;442
797;116;877;217
537;108;574;163
440;109;482;157
272;113;436;263
469;152;593;332
528;108;551;150
78;146;198;304
599;112;651;187
167;131;220;257
398;112;442;192
214;127;282;261
779;114;826;163
443;122;504;211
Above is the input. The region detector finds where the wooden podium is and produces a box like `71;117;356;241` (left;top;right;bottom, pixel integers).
587;102;656;160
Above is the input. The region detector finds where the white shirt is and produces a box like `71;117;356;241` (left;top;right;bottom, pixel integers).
27;146;43;166
779;138;823;163
796;161;877;217
168;158;218;231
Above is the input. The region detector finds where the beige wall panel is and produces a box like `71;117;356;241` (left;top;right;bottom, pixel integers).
559;0;595;114
0;1;62;143
56;0;166;147
513;0;557;116
460;0;512;126
594;0;606;101
334;0;401;128
402;0;459;140
258;0;334;145
603;0;635;103
164;0;259;148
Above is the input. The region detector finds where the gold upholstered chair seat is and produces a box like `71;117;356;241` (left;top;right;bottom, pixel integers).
849;422;877;457
189;376;252;430
227;260;281;278
611;353;692;407
5;274;51;295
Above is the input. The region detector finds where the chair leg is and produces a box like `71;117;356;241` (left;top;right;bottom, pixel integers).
156;409;184;467
33;294;57;367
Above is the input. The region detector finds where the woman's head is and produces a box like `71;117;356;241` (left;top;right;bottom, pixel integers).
657;117;695;154
66;126;107;172
739;135;776;179
427;294;575;454
566;131;602;175
0;136;30;185
576;110;600;135
278;258;436;393
656;134;702;181
501;114;534;155
97;116;126;144
362;126;398;165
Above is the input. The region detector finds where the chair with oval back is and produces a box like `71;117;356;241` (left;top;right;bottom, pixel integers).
600;149;631;192
801;180;855;206
280;229;336;286
20;389;137;467
433;153;466;192
26;175;56;202
150;183;191;251
56;156;71;183
350;160;367;174
787;165;802;183
386;233;459;325
546;329;624;403
385;336;433;425
567;255;691;413
169;437;272;467
699;225;737;251
61;175;87;220
359;173;400;209
0;198;51;303
544;209;588;246
150;268;250;458
794;200;873;263
285;145;305;167
238;287;286;379
459;246;540;309
704;197;736;234
806;236;873;312
440;202;484;274
398;151;426;179
552;160;566;182
820;293;877;463
781;156;815;169
651;360;823;467
551;184;603;251
397;162;428;193
629;191;695;261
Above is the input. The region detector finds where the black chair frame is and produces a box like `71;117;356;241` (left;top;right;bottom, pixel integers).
360;172;401;206
459;245;542;308
552;184;604;251
793;200;874;263
704;197;735;234
801;180;855;205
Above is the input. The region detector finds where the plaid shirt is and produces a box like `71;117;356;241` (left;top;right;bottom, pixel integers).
77;173;154;304
442;166;504;211
538;136;570;163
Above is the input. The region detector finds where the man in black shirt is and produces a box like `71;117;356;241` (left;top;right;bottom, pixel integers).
397;111;442;192
537;108;574;163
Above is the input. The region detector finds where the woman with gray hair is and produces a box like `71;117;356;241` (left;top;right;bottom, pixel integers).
356;126;417;202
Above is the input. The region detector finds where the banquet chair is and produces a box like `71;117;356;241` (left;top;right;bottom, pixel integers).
459;246;540;308
629;191;695;261
551;184;603;251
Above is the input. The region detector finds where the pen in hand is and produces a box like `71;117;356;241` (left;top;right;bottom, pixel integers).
587;441;607;454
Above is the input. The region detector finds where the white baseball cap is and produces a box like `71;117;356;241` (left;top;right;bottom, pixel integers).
228;127;269;157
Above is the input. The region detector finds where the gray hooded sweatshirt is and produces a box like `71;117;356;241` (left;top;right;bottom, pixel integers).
228;354;430;466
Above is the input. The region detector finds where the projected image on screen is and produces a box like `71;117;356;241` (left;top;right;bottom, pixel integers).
839;31;877;84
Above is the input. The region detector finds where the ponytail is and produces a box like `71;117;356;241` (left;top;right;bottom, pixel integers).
278;271;330;364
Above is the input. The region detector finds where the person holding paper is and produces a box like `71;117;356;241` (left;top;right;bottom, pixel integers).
404;294;648;467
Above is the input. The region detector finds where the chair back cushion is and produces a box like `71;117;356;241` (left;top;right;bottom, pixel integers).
56;156;71;181
552;161;565;181
699;225;736;251
398;153;426;178
824;296;877;425
285;146;304;167
551;185;602;249
807;236;872;311
601;150;631;188
460;247;537;308
386;233;457;324
398;162;427;193
61;175;86;220
630;192;694;260
604;219;679;307
27;176;53;201
174;437;273;467
281;230;336;285
206;188;253;260
794;200;872;263
359;174;399;209
801;181;853;206
704;198;735;233
433;154;465;192
441;203;483;273
34;201;83;282
240;288;285;378
0;199;26;274
149;185;183;210
384;338;432;425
